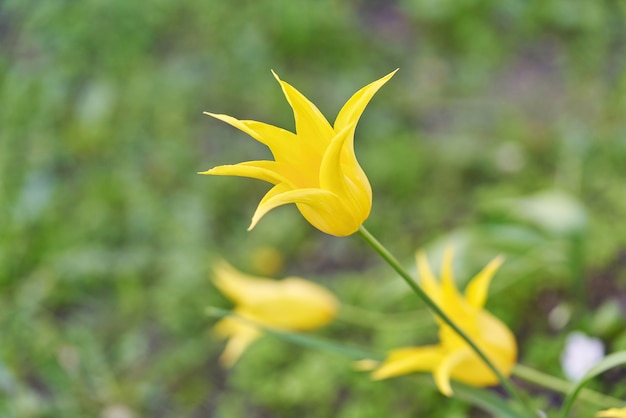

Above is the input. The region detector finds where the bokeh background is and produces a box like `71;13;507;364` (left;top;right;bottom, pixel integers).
2;0;626;417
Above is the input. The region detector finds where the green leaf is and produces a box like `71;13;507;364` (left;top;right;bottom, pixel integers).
559;350;626;418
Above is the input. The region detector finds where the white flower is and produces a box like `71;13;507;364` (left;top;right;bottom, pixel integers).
560;331;605;382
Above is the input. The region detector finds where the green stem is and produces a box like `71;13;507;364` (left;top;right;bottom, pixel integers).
513;364;623;409
357;225;536;417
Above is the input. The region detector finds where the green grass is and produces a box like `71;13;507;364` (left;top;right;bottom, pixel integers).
1;1;626;416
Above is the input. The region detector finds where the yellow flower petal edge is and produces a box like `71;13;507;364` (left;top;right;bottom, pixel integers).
211;260;339;367
370;247;517;396
597;408;626;418
200;70;397;236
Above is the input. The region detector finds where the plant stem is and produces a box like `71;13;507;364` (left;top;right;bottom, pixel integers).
357;225;536;417
513;364;623;409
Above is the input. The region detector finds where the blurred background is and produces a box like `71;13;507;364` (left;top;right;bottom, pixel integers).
1;0;626;417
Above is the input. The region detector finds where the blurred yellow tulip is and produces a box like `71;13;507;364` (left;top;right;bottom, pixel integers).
200;70;396;236
597;408;626;417
212;260;338;367
370;247;517;396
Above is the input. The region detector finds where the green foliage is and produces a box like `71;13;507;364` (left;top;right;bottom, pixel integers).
1;0;626;417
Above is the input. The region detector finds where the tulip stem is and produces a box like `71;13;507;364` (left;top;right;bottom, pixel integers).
512;364;624;409
357;225;537;417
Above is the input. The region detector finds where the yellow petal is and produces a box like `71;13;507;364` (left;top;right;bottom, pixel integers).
434;348;472;396
248;187;333;230
440;246;458;297
213;317;262;367
440;311;516;386
353;359;380;371
334;69;398;139
212;260;280;304
465;255;504;309
204;113;297;152
258;183;291;206
239;277;338;330
199;160;293;186
203;112;314;183
597;408;626;418
416;251;440;302
319;123;355;193
236;119;301;166
271;70;334;155
372;345;444;380
318;122;371;221
295;193;364;236
440;246;466;321
249;187;359;236
204;112;268;145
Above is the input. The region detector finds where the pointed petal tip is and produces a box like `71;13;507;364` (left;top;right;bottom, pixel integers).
353;359;379;372
370;369;388;381
488;254;506;275
198;166;224;175
439;384;453;397
434;366;454;397
271;69;281;82
378;68;399;83
247;217;258;232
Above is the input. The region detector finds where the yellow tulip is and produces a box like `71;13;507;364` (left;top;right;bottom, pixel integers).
212;260;338;367
370;247;517;396
597;408;626;417
200;70;397;236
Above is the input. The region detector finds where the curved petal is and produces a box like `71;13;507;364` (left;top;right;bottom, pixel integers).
440;246;457;296
212;260;281;305
242;277;338;330
440;246;465;320
295;199;361;236
334;69;398;144
213;318;262;367
434;347;473;396
238;120;300;165
204;112;266;143
204;113;306;173
319;123;353;192
271;70;334;154
319;122;371;221
248;187;359;236
416;251;441;302
372;345;444;380
465;255;504;309
199;161;294;187
202;112;267;145
258;183;292;206
248;187;337;231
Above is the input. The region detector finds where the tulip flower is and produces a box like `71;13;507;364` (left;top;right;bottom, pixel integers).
597;408;626;417
200;70;396;236
212;260;338;367
370;248;517;396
